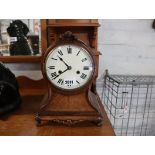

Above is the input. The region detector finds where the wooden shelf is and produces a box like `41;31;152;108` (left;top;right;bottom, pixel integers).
46;19;100;27
0;55;42;63
47;23;100;27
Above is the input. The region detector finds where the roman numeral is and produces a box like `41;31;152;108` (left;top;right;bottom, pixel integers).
51;58;57;60
76;51;80;56
83;66;89;70
67;47;72;54
58;50;63;56
51;72;57;78
57;78;63;85
81;58;87;62
48;66;55;69
80;73;87;79
76;80;80;84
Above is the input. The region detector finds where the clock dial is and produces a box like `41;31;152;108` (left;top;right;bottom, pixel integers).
45;44;94;90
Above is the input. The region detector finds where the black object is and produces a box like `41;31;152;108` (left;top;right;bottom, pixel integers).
0;62;21;115
153;20;155;29
7;20;32;55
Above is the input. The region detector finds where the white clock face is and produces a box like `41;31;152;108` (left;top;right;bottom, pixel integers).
45;44;94;90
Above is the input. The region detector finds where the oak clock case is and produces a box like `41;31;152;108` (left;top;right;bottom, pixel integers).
36;32;104;126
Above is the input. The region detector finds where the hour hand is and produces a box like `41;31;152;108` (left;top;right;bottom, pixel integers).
52;68;69;80
57;56;69;68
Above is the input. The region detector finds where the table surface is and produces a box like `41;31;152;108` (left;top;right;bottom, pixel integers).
0;95;115;136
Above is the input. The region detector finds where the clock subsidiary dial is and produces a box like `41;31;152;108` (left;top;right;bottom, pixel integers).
45;44;94;90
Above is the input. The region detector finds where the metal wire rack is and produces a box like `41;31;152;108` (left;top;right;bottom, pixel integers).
101;70;155;136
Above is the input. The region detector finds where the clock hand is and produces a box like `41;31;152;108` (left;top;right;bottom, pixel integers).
57;56;70;68
52;67;71;80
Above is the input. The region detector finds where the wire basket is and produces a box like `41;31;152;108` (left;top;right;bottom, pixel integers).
101;71;155;136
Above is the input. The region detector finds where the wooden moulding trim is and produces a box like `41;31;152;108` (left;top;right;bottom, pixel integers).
0;56;42;63
46;23;100;27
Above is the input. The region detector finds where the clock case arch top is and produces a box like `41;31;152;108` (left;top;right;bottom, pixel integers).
41;32;97;94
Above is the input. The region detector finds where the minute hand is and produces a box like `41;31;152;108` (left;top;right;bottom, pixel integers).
57;56;70;67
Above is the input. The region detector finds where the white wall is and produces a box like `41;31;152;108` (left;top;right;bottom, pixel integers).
98;19;155;78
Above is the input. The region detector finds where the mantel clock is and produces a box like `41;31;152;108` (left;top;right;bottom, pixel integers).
36;31;104;126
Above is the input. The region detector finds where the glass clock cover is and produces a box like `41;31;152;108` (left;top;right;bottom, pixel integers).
45;44;94;90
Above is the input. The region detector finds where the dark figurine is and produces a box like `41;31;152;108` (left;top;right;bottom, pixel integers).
153;19;155;29
0;62;21;116
7;20;32;55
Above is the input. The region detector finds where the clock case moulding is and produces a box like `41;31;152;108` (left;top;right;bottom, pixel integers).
36;32;104;126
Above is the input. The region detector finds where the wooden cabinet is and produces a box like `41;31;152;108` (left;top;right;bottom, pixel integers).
41;19;100;51
0;20;115;134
